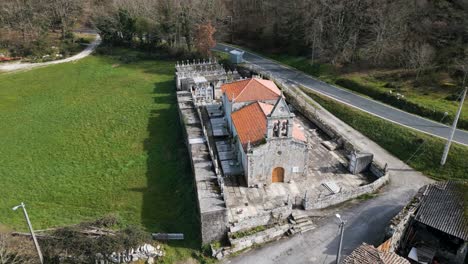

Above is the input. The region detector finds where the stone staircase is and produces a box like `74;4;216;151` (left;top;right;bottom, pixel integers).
288;211;316;235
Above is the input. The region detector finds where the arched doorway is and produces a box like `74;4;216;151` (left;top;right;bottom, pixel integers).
272;167;285;183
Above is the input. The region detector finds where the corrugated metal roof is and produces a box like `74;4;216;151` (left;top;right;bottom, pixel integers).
414;181;468;241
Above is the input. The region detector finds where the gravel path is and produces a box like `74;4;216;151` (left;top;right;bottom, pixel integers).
0;35;101;73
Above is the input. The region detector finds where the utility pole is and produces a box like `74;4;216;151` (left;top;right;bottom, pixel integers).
335;214;345;264
12;202;44;264
441;87;467;165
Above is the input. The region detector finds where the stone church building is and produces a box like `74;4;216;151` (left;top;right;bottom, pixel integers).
221;78;309;187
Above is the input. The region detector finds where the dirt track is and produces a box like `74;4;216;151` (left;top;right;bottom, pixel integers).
0;35;101;73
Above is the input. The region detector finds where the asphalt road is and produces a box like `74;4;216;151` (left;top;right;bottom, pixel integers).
214;43;468;146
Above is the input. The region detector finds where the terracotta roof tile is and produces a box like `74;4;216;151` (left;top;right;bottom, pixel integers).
221;78;281;102
292;123;306;142
343;243;410;264
231;102;306;150
258;101;274;115
232;102;268;150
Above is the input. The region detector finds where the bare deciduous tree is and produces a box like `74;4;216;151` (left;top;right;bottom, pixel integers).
49;0;82;39
408;43;435;79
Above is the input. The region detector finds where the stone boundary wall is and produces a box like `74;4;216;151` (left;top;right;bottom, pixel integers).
228;224;290;253
303;173;389;210
229;202;292;233
176;91;228;244
384;186;425;252
281;84;388;177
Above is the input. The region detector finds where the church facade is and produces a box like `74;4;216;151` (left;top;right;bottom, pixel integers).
221;78;309;187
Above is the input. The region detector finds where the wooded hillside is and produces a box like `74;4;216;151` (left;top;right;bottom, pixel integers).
1;0;467;72
229;0;468;69
0;0;228;58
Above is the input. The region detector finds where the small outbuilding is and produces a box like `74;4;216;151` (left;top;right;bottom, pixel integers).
229;50;244;64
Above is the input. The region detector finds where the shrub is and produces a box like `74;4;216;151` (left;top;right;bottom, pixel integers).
41;216;151;263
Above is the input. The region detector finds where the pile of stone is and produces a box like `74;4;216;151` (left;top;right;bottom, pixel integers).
96;244;164;264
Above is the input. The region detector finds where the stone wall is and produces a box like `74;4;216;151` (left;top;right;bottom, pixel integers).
303;173;389;210
384;186;425;252
247;138;308;187
228;224;290;253
229;202;292;233
200;210;229;243
176;91;228;244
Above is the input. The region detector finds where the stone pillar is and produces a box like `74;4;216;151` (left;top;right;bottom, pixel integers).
266;118;274;138
287;119;293;138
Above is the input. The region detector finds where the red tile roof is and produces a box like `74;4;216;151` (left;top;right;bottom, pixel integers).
232;102;268;150
221;78;281;102
292;123;306;142
231;101;306;151
258;101;274;115
343;243;410;264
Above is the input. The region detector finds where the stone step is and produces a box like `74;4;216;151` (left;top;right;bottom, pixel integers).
288;223;315;235
293;220;313;229
299;225;316;234
294;217;311;224
291;211;309;221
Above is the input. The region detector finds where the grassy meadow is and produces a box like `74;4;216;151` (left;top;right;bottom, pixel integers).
0;49;202;262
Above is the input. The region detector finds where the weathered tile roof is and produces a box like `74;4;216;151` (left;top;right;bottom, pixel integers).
343;243;410;264
414;181;468;240
232;102;268;150
292;123;306;142
221;78;281;102
231;101;306;151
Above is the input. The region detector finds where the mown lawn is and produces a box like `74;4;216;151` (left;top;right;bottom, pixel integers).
0;49;202;262
301;88;468;181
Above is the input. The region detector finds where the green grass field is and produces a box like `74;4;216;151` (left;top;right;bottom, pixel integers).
0;49;202;262
301;88;468;181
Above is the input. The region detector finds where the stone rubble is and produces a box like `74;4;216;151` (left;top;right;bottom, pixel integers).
95;243;165;264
